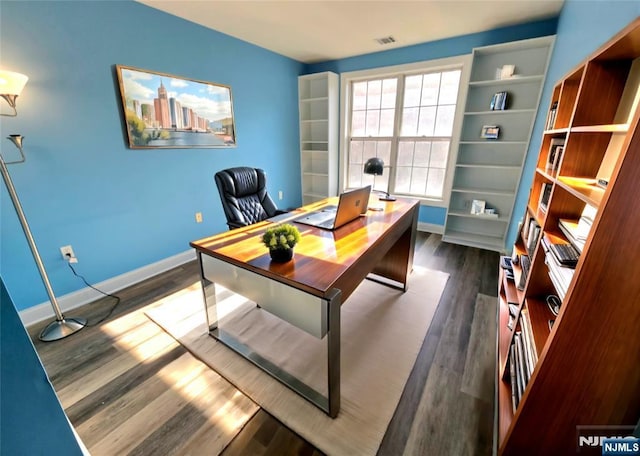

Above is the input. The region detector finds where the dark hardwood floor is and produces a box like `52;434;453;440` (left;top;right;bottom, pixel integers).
28;232;499;455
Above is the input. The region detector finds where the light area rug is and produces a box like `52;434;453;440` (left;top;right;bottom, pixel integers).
146;265;449;455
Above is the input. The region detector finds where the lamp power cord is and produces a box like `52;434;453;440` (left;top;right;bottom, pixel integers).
65;255;121;327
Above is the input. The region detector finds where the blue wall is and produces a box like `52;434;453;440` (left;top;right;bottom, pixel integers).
2;1;638;312
305;18;559;229
1;278;84;454
506;0;640;248
0;1;304;311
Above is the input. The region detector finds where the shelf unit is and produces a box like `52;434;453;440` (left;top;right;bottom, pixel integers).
444;36;554;252
298;72;339;205
496;19;640;455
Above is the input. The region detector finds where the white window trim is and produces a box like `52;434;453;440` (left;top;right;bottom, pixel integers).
339;54;472;208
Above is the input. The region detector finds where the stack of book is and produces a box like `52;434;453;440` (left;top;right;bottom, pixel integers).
541;234;579;300
545;138;565;175
508;312;538;413
558;204;596;253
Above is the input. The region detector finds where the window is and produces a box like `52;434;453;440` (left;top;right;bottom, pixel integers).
343;58;468;204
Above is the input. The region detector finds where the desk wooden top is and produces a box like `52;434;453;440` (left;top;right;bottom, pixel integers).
190;197;419;298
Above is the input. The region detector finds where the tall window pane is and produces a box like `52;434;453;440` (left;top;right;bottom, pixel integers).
346;66;462;201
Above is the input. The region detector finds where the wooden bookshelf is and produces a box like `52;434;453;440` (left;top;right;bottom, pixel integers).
496;18;640;454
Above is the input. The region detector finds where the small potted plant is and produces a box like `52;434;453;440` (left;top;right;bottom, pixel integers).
261;223;301;263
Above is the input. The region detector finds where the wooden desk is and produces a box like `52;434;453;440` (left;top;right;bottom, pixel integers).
190;196;419;417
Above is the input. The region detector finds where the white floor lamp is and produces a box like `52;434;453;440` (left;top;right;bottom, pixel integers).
0;70;86;341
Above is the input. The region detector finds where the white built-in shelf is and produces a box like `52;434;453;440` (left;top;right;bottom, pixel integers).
299;72;339;205
444;35;555;251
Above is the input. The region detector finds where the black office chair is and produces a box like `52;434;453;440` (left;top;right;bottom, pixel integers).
215;167;285;229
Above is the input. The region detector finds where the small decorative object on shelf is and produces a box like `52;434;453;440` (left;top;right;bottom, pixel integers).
484;207;499;217
546;295;561;316
471;199;486;215
496;64;516;79
490;91;509;110
481;125;500;139
262;223;301;263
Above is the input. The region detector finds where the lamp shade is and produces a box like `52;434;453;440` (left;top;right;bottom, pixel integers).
0;70;28;96
363;157;384;176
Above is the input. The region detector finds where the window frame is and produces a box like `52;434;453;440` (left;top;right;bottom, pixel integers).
339;54;472;207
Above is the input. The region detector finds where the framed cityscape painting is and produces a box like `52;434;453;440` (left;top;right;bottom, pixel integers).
116;65;236;148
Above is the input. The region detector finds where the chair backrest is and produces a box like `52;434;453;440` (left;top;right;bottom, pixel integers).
215;167;279;229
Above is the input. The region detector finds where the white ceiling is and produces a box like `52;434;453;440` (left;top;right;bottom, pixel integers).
138;0;564;63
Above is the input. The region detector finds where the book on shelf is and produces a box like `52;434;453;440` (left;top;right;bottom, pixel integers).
538;183;552;213
507;303;518;330
546;262;572;300
517;254;531;291
558;204;597;253
509;344;518;413
490;91;508;110
551;146;564;174
514;332;528;398
519;309;538;378
545;138;565;174
521;215;534;240
546;101;558;130
558;220;586;253
526;221;541;257
541;235;575;300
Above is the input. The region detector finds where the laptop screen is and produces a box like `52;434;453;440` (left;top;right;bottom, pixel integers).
295;186;371;230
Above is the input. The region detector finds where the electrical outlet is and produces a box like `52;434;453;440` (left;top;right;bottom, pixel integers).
278;190;283;200
60;245;77;262
195;212;203;223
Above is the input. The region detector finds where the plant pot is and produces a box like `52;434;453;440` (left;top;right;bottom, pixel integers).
269;248;294;263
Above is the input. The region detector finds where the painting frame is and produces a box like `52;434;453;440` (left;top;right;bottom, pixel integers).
116;65;236;149
480;125;500;140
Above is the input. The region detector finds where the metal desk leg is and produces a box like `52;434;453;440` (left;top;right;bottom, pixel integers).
326;288;341;417
197;252;219;332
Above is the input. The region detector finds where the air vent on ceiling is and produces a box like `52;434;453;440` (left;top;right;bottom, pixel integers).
375;36;396;45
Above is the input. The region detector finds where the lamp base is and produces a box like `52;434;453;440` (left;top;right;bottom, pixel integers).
379;195;396;202
39;317;86;342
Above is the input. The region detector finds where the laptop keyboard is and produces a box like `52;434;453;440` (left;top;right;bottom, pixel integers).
302;212;334;225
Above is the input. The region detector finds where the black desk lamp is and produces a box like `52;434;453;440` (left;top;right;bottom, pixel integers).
363;157;396;201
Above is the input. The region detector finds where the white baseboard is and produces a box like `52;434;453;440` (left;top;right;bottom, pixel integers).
417;222;444;235
21;224;442;327
20;249;197;328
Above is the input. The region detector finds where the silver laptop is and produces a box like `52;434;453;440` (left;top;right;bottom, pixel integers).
296;186;371;230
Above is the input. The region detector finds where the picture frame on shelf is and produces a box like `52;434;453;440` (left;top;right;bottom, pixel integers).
481;125;500;139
